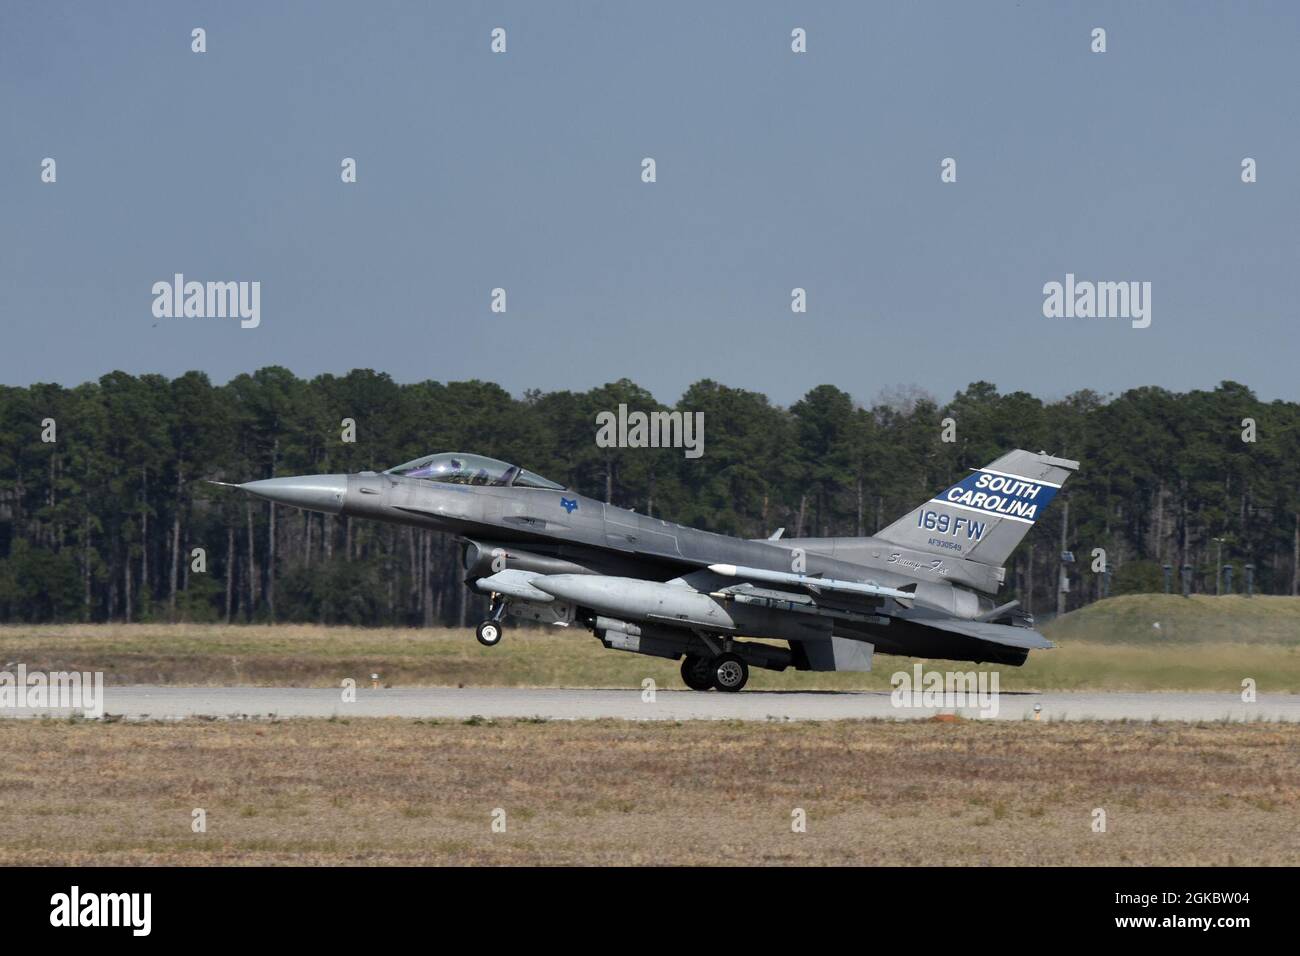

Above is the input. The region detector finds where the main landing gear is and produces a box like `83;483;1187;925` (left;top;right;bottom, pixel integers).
680;655;713;690
476;596;508;647
680;652;749;693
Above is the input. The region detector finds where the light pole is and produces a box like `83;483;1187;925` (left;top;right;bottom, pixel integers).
1057;497;1070;617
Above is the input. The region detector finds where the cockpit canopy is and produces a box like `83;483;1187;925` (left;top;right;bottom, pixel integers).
383;452;565;490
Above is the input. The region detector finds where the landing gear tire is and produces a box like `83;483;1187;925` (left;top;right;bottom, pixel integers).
710;653;749;693
681;655;714;691
475;620;503;647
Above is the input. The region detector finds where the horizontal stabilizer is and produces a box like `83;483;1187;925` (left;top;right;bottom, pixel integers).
917;616;1054;651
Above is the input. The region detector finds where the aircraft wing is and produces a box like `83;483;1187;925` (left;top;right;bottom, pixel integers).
912;615;1054;650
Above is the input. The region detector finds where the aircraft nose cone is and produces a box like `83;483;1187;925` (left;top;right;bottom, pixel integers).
238;475;348;514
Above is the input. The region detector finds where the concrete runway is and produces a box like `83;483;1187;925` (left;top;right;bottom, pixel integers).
4;686;1298;722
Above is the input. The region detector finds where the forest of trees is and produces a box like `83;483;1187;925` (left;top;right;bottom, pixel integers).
1;368;1297;626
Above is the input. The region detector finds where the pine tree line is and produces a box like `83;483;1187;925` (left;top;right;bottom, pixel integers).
1;369;1296;624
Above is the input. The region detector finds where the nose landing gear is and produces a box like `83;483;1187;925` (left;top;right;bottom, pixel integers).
475;595;508;647
475;620;503;646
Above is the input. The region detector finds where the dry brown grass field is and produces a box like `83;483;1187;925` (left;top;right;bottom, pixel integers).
1;718;1295;866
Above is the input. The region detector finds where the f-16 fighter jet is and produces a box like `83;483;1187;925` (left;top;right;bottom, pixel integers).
217;449;1078;692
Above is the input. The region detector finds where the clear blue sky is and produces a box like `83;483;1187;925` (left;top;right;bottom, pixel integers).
2;1;1297;406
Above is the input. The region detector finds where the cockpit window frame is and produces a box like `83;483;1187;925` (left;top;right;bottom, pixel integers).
383;452;566;491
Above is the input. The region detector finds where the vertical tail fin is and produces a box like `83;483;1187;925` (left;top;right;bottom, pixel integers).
875;450;1079;569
